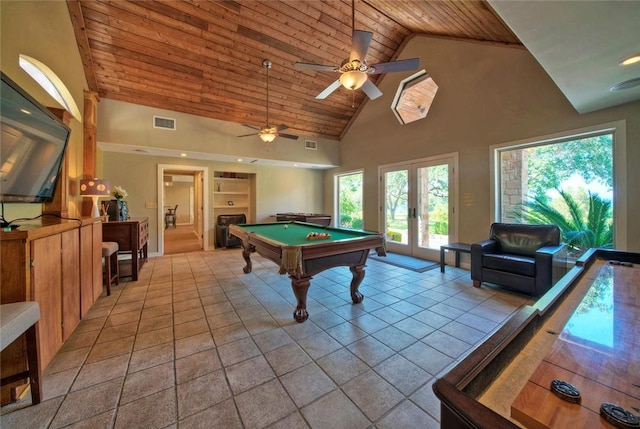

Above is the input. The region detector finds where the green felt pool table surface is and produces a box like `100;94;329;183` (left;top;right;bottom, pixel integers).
229;221;386;323
233;222;379;246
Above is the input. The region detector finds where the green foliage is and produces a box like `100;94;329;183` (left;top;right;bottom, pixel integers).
385;170;408;221
526;135;612;198
338;173;363;229
387;230;402;242
340;214;363;230
515;189;613;254
352;218;363;230
431;221;448;235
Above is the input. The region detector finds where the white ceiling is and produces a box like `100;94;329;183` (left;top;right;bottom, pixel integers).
488;0;640;114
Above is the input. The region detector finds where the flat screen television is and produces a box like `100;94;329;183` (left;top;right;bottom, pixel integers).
1;71;71;203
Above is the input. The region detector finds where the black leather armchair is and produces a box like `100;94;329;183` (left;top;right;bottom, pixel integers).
215;214;246;249
471;223;567;296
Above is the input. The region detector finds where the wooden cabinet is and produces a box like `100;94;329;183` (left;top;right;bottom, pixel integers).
0;218;101;404
31;234;64;368
60;229;80;341
80;222;102;318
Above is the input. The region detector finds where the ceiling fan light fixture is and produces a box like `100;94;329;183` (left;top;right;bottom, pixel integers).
339;70;368;90
259;129;277;143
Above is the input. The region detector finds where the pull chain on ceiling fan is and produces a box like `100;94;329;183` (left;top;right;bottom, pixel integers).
294;0;419;102
238;59;299;143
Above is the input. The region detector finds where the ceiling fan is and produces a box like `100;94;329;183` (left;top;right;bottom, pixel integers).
294;0;419;101
238;59;299;143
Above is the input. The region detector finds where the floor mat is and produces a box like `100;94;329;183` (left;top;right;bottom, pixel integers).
369;251;439;272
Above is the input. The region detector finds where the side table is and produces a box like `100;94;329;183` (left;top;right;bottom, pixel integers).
440;243;471;272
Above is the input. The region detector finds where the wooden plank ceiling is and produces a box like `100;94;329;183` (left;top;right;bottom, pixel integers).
67;0;520;140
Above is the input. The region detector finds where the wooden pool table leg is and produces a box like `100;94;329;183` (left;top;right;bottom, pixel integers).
240;244;253;274
290;276;311;323
349;265;365;304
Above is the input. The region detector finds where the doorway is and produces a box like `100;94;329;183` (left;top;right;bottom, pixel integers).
380;154;458;261
157;164;209;255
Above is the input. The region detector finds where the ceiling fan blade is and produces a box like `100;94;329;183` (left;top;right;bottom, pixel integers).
242;124;261;130
350;30;373;62
361;80;383;100
279;133;299;140
276;124;289;131
294;62;338;72
237;133;257;138
369;58;420;74
316;80;342;99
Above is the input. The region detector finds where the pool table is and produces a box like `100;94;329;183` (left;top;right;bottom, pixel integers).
229;221;386;322
433;248;640;429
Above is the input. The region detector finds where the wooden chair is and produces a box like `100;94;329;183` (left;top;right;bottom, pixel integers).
102;241;119;295
0;302;42;405
165;205;178;229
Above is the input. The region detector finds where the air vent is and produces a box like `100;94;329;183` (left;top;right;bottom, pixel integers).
153;116;176;130
305;140;317;150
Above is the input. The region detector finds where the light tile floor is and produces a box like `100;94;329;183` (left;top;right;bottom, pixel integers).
1;249;531;428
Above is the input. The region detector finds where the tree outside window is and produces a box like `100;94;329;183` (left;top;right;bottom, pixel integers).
337;172;363;230
500;134;613;258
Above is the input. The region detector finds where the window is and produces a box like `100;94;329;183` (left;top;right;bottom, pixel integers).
19;55;81;121
495;130;616;258
391;70;438;125
336;171;363;229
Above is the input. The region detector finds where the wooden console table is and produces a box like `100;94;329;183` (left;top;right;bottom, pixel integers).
102;217;148;281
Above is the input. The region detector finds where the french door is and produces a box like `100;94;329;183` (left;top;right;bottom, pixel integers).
380;154;457;261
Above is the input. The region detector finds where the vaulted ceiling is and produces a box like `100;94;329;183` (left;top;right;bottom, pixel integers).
66;0;521;140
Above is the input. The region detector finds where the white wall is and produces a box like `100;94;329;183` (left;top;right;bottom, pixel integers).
102;151;325;253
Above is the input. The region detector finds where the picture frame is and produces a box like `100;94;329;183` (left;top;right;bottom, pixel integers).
227;201;234;206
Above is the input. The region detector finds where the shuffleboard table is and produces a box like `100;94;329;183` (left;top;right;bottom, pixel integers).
229;221;386;323
433;248;640;429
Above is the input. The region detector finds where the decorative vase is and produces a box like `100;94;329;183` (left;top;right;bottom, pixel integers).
118;199;129;221
107;199;128;221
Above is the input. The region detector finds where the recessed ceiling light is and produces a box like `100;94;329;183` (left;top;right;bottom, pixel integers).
237;158;243;162
620;53;640;66
180;153;187;157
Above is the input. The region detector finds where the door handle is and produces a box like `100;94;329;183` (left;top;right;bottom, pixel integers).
413;208;417;218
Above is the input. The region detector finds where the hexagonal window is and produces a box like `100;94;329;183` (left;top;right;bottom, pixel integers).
391;71;438;125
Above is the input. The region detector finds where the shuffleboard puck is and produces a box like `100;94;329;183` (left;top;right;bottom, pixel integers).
600;403;640;429
550;379;581;404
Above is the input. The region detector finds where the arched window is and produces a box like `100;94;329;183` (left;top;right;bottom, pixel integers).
19;54;81;121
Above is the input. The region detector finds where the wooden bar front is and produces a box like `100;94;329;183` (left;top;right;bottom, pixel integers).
0;217;102;404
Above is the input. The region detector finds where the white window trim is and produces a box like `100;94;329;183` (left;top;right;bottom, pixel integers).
490;120;627;250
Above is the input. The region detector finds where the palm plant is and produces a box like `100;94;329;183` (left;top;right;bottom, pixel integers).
512;189;613;256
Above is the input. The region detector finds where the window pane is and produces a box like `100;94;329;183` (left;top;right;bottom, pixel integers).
499;133;613;257
417;164;449;249
384;170;409;244
337;172;363;229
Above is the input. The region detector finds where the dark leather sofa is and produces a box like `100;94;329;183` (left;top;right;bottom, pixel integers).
471;223;567;296
215;214;246;249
